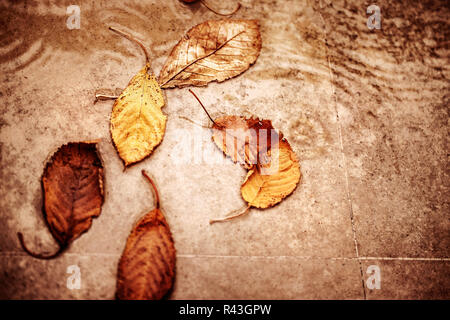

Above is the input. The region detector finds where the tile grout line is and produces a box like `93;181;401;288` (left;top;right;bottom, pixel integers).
1;251;449;261
315;4;366;300
358;257;450;261
177;255;450;261
177;254;356;260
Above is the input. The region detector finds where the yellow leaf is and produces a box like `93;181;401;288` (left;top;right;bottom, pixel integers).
241;140;301;209
107;27;167;167
111;63;166;167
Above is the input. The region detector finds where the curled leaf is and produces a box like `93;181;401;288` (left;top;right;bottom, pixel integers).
241;139;301;209
116;170;176;300
18;142;104;259
210;116;300;209
209;138;301;223
159;19;261;88
189;89;276;169
188;90;301;223
212;116;278;169
210;133;301;224
108;27;166;167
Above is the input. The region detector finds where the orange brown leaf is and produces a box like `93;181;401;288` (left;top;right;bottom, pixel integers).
18;141;104;259
188;90;301;223
116;170;176;300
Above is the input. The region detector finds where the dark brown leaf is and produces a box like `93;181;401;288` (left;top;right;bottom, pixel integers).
18;141;104;259
116;170;176;300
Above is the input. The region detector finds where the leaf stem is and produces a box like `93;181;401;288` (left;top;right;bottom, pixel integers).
209;205;251;224
200;0;241;16
142;170;160;209
188;89;218;126
94;94;119;103
177;116;210;128
109;26;149;64
17;232;66;260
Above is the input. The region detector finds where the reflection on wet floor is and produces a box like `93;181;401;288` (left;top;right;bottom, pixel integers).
0;0;197;72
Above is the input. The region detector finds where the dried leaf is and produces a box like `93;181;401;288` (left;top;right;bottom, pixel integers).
212;115;278;169
111;63;166;167
189;90;277;169
188;90;301;223
159;19;261;88
116;170;176;300
18;142;104;259
241;139;301;208
209;138;301;223
108;27;166;167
